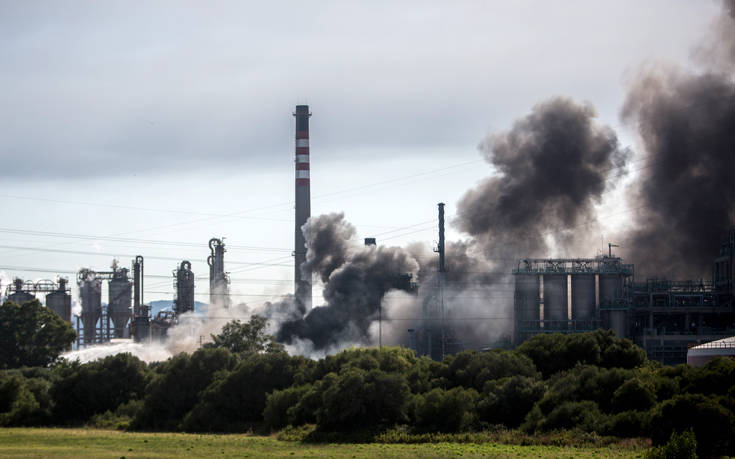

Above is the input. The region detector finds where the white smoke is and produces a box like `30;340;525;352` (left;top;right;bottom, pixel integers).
62;340;170;364
0;270;10;303
61;293;256;363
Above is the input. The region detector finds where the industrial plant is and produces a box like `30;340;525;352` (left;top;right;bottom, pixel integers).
2;105;733;366
511;232;735;364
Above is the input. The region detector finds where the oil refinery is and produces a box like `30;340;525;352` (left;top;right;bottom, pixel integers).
2;105;733;365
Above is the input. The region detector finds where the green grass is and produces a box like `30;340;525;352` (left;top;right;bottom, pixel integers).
0;428;647;458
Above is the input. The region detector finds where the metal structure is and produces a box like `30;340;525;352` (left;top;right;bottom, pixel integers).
75;257;144;345
294;105;313;313
150;310;175;341
6;278;35;306
513;234;735;364
513;255;634;345
77;268;103;344
5;278;72;323
108;262;132;338
174;260;195;315
131;256;151;343
208;238;229;308
411;203;456;360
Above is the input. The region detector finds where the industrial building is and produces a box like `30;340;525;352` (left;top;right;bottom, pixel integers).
4;277;72;324
513;232;735;365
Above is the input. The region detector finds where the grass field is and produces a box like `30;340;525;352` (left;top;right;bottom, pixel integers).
0;428;647;458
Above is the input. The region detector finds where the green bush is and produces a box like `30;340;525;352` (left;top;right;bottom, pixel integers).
537;365;633;414
263;384;312;430
51;353;149;424
539;400;607;433
604;410;651;438
410;387;479;432
134;347;236;431
650;394;734;457
611;378;656;413
477;375;545;427
644;430;697;459
183;352;311;432
0;374;40;426
315;367;410;431
440;349;538;391
517;330;645;378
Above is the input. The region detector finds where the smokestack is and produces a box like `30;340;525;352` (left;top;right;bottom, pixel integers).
294;105;313;311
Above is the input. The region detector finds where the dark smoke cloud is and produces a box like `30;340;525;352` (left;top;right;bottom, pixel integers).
622;0;735;279
278;213;419;349
301;213;356;283
456;97;630;259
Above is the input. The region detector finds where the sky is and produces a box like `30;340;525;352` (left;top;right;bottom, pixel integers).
0;0;722;308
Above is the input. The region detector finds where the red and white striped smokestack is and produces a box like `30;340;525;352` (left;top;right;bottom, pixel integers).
294;105;312;311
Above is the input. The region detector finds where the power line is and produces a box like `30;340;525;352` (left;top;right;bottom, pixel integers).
0;245;292;267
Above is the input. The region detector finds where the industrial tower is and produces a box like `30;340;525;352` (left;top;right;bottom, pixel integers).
294;105;312;312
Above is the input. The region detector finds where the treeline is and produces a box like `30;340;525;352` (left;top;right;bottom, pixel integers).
0;313;734;456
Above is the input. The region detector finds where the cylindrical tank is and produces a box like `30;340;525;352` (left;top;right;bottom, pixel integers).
608;310;626;338
515;274;540;324
8;279;34;305
46;290;72;323
8;291;34;305
108;269;132;338
543;274;568;329
599;274;623;308
571;274;595;322
79;274;102;343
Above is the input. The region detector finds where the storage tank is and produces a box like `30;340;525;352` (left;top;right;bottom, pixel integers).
543;274;568;329
599;274;623;307
46;279;71;323
571;274;596;322
514;274;540;325
174;260;195;315
108;268;132;338
7;279;35;305
78;270;102;343
687;336;735;366
608;310;626;338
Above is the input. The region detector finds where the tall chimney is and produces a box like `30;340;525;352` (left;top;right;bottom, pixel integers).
294;105;312;311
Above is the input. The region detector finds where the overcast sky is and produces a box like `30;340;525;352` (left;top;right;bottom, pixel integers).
0;0;721;306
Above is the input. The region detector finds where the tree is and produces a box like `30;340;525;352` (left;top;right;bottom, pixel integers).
0;300;76;369
133;347;236;431
206;315;284;355
50;353;149;424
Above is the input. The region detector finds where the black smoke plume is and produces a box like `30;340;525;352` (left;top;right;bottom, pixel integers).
456;97;630;259
277;213;419;350
622;0;735;279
